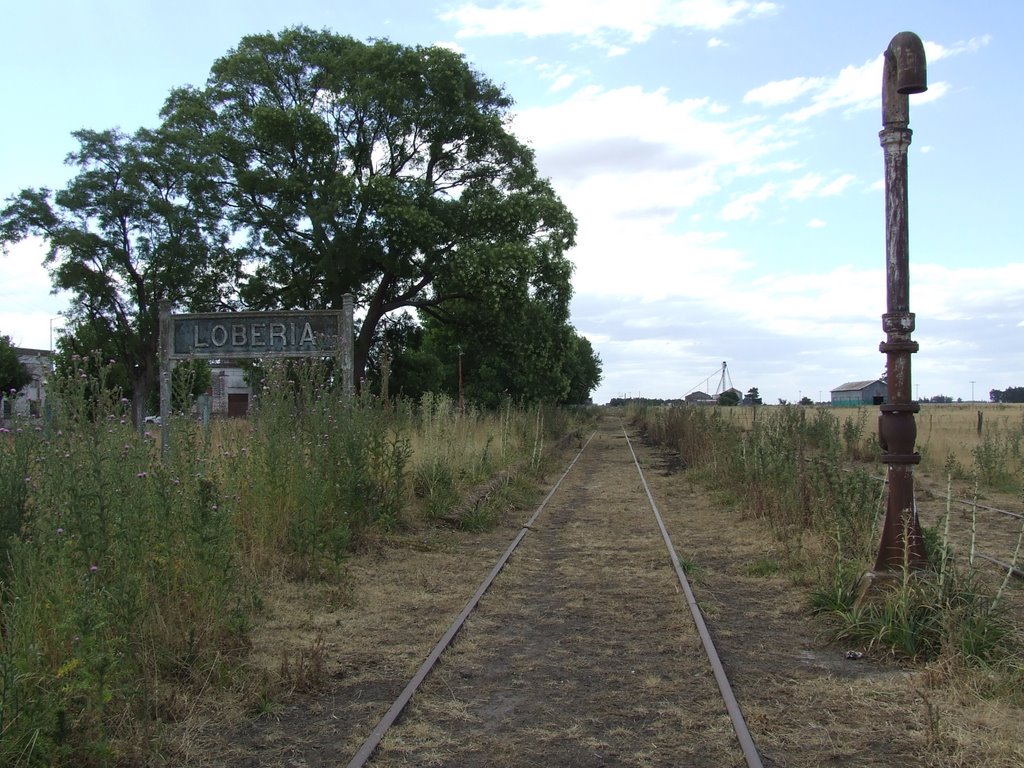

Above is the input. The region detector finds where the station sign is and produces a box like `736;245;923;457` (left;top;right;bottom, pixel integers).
157;296;355;457
170;310;343;360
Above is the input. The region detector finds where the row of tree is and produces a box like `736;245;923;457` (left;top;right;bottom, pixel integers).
990;387;1024;403
1;28;601;423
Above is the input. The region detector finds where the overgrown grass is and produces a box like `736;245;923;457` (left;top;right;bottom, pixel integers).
0;358;581;764
407;395;575;529
631;402;1023;690
227;360;412;580
0;360;245;765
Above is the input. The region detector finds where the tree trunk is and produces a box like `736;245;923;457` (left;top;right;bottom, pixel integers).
131;363;156;434
133;378;147;435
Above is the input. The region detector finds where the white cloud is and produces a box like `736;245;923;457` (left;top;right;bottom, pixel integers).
528;60;589;92
0;236;70;350
926;35;991;62
744;76;825;107
707;37;725;48
741;34;974;124
576;259;1024;403
514;85;783;205
486;22;1001;404
434;40;465;54
510;86;783;301
0;237;51;300
442;0;778;52
781;56;881;122
721;181;777;221
784;172;824;201
819;173;856;196
570;221;748;300
548;73;577;92
915;263;1024;321
723;166;855;212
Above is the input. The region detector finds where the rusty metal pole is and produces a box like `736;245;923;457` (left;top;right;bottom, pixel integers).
875;32;928;571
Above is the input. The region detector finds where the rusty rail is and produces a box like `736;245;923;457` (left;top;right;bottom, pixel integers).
345;426;764;767
345;431;595;768
623;426;765;768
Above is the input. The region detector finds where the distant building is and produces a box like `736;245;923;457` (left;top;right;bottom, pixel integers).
0;351;256;420
831;379;887;406
209;364;252;417
684;390;715;404
1;347;52;419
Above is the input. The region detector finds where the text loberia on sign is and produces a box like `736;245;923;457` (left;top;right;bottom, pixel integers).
192;321;318;350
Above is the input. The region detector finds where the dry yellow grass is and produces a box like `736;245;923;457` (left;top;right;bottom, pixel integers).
716;402;1024;490
915;402;1024;475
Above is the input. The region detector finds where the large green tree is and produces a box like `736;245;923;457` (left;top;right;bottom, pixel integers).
0;126;240;426
0;334;32;395
161;28;582;391
416;276;601;408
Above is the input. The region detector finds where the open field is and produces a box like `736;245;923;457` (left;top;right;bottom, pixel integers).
718;402;1024;497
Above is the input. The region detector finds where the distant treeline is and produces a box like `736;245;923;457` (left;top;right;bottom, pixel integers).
990;386;1024;403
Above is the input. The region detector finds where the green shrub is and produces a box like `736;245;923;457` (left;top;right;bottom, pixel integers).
634;403;1023;668
0;362;244;765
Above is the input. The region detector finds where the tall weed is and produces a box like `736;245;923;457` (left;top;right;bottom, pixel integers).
409;396;570;527
234;359;411;578
633;403;1022;667
0;360;244;765
0;354;587;763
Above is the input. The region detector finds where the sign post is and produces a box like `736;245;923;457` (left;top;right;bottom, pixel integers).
158;295;355;455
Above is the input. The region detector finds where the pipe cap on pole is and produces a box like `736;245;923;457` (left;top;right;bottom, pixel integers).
889;32;928;95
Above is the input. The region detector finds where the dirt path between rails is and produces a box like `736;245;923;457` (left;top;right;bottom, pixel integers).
369;426;738;767
167;418;1023;767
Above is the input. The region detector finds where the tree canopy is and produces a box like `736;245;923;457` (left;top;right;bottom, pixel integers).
990;387;1024;403
161;28;595;399
0;334;32;395
0;126;240;425
3;28;601;410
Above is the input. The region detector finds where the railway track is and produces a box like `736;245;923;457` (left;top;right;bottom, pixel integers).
346;421;763;767
173;418;1015;766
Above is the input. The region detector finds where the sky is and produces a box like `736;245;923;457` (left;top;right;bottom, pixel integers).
1;0;1020;405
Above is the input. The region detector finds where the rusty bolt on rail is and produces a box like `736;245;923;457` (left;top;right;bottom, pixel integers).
872;31;930;577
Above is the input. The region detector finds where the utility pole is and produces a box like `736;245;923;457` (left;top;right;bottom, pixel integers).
874;31;929;572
